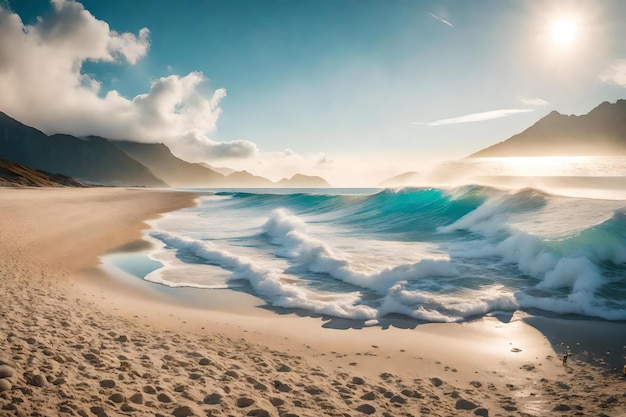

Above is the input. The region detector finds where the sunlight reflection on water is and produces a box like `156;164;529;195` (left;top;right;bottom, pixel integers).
434;156;626;177
426;156;626;199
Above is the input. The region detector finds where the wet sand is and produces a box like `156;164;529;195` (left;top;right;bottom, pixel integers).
0;187;624;417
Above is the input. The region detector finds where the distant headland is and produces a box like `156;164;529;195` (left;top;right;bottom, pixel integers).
469;99;626;158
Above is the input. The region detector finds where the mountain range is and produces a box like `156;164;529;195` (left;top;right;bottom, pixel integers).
4;99;624;188
0;112;330;188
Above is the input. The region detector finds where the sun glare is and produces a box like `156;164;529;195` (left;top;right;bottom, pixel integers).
550;17;580;46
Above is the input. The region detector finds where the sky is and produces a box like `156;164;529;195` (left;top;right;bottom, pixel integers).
1;0;626;186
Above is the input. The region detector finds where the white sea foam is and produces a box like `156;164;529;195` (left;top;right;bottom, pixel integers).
263;208;459;293
379;284;519;322
141;186;626;323
147;223;518;323
149;231;378;320
437;194;624;320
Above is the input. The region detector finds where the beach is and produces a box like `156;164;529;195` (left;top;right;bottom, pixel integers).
0;187;624;417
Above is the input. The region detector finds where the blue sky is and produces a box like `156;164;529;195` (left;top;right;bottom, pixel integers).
3;0;626;185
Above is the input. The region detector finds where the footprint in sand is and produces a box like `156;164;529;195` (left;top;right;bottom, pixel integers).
430;377;443;387
203;393;223;404
469;380;483;388
355;403;376;415
360;392;376;400
108;393;125;403
156;393;173;403
129;393;143;404
236;397;255;408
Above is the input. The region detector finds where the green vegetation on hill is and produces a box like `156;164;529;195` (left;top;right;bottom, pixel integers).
0;158;84;187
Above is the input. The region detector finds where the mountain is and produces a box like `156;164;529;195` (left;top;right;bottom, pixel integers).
111;140;225;187
0;158;84;187
198;162;237;176
0;111;333;188
377;171;421;188
470;99;626;157
0;112;166;186
111;143;330;187
223;170;274;187
276;173;331;188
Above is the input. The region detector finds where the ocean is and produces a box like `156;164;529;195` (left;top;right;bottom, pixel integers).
106;158;626;325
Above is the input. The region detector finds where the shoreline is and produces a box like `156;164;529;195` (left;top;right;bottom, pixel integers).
91;242;626;371
1;187;624;416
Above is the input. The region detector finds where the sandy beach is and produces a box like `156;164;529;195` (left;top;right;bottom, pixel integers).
0;187;624;417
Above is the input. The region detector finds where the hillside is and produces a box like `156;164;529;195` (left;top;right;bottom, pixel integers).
198;162;237;176
0;111;332;188
111;140;225;187
470;99;626;157
0;112;166;187
0;158;84;187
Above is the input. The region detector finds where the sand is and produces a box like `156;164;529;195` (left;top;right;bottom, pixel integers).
0;187;624;417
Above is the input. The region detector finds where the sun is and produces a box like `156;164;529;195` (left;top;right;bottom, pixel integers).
549;17;580;47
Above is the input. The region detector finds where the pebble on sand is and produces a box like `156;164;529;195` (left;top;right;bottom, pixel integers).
120;403;136;412
276;364;291;372
0;365;14;379
0;378;12;392
100;379;116;389
157;393;173;403
129;393;143;404
355;403;376;415
430;377;443;387
108;393;125;403
172;405;194;417
30;374;46;387
203;393;222;404
236;397;255;408
246;409;271;417
352;376;365;385
474;408;489;417
455;399;478;410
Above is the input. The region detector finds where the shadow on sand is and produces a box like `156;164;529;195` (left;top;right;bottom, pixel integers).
523;314;626;371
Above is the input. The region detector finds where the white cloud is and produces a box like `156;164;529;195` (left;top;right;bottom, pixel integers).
0;0;257;161
33;0;149;64
599;59;626;87
315;153;334;169
429;13;454;28
179;130;258;160
414;108;534;126
518;96;549;106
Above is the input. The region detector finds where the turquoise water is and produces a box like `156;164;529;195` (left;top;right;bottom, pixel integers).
105;252;162;279
129;183;626;324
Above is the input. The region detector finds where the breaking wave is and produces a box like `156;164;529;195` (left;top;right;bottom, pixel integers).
143;186;626;322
